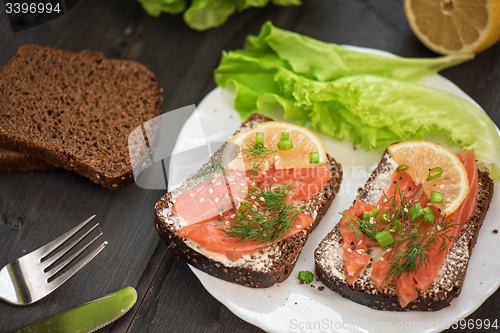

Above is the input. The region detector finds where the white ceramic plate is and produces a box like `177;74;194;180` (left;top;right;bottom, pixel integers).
168;47;500;333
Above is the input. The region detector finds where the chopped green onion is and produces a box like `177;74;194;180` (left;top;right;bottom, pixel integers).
375;230;395;247
256;132;264;145
423;206;435;225
298;271;314;283
361;207;380;221
378;209;390;225
390;219;402;231
280;132;289;141
309;152;319;164
428;167;443;181
396;164;409;172
409;203;424;223
277;139;294;150
237;202;252;218
430;191;444;204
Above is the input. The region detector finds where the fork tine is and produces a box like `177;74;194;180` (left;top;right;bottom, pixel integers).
45;232;103;279
31;215;96;260
47;240;107;293
42;223;100;269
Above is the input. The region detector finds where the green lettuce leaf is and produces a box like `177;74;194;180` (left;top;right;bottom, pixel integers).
214;22;500;180
138;0;187;16
138;0;301;30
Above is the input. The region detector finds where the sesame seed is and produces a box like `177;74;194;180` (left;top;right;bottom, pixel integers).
236;172;241;176
347;248;352;253
380;257;384;261
356;249;364;254
200;198;204;202
212;179;216;184
209;188;213;194
230;182;236;186
231;214;236;218
273;177;278;182
357;240;362;245
215;198;219;203
262;171;267;175
225;194;230;198
241;183;246;186
225;221;230;225
215;182;221;186
296;225;302;228
251;196;256;200
189;193;195;197
260;197;265;202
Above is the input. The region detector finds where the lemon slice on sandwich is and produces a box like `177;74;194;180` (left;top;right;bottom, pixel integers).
388;141;469;216
223;122;327;171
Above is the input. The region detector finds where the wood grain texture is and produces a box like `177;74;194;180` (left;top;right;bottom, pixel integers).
0;0;499;332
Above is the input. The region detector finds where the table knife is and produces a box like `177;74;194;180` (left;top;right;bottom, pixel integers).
10;286;137;333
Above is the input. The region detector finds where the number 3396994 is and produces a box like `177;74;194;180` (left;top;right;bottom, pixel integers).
5;2;61;14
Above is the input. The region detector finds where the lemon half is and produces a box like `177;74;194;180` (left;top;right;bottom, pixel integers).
404;0;500;55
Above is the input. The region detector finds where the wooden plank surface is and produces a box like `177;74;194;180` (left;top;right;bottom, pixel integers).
0;0;499;332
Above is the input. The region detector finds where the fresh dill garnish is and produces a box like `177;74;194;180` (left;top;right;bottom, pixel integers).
241;140;276;178
342;179;459;286
382;215;458;285
222;183;303;245
341;213;382;242
186;154;227;188
378;180;458;285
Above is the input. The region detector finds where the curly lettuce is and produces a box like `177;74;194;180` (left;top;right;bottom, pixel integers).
138;0;300;31
214;22;500;180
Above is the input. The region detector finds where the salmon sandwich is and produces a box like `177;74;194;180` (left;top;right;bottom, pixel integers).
315;141;494;311
155;114;342;287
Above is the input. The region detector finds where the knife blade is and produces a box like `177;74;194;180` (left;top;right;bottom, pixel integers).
11;286;137;333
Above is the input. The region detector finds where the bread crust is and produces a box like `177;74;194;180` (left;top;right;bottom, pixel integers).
0;45;163;188
314;151;494;311
154;114;343;288
0;147;55;172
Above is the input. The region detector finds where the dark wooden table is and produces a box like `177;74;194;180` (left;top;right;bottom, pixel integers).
1;0;499;332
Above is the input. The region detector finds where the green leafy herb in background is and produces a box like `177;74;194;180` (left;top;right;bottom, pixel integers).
137;0;301;31
214;21;500;180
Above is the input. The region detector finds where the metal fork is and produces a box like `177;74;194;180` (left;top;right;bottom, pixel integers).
0;215;107;305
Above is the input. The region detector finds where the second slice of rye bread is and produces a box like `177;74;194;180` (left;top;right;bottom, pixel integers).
0;45;163;188
0;64;55;172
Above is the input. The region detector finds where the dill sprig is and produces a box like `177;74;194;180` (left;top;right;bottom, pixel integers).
377;180;458;285
222;183;303;245
341;213;382;242
382;215;458;285
187;155;227;188
241;140;276;178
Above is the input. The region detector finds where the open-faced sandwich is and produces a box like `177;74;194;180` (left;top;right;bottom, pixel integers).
315;141;494;311
155;114;342;287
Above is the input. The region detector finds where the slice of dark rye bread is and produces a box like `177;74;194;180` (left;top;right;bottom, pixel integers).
0;64;56;172
314;150;494;311
0;147;55;172
154;114;343;288
0;45;162;188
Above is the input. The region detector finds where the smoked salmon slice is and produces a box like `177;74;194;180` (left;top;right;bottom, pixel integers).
173;165;329;260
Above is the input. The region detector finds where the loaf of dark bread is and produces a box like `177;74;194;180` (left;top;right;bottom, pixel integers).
315;150;494;311
0;45;163;188
155;114;343;288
